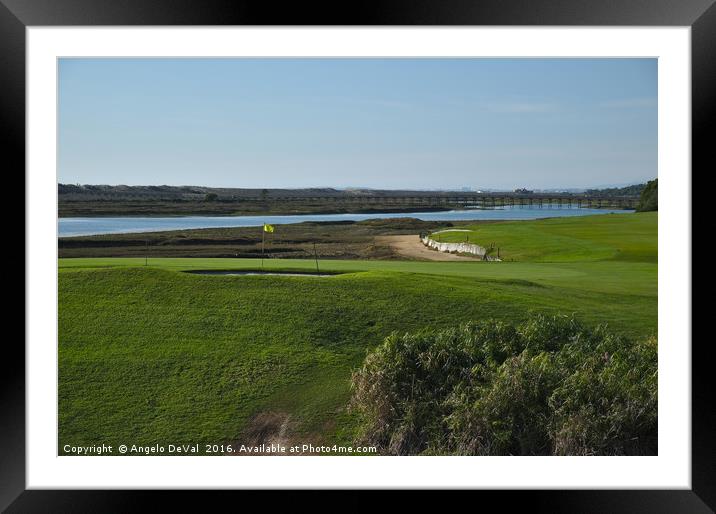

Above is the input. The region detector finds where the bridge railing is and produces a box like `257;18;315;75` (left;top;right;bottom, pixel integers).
229;193;639;209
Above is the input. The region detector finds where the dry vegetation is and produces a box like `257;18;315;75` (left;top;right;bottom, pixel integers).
59;218;465;260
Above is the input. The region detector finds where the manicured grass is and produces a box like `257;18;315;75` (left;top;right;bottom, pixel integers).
432;212;657;263
59;257;656;297
58;213;657;454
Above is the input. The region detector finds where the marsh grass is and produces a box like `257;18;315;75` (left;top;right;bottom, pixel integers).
351;315;657;456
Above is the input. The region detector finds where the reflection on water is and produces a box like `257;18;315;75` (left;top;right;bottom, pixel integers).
59;206;633;237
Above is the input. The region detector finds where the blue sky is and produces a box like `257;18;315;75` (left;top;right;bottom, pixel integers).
58;58;657;190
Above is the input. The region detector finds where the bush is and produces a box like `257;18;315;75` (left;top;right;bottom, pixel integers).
636;179;658;212
350;315;657;455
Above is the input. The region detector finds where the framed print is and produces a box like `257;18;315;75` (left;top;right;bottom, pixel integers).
5;0;710;509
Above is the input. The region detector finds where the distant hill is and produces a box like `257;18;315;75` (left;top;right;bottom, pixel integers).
61;184;575;201
57;184;351;201
583;183;647;197
57;184;449;201
58;183;648;201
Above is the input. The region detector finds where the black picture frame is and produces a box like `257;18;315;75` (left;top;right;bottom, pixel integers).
4;0;708;510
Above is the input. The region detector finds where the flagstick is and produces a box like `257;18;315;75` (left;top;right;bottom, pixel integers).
268;226;272;261
313;242;320;273
261;225;265;270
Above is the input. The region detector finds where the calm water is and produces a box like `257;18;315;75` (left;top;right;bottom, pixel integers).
59;206;633;237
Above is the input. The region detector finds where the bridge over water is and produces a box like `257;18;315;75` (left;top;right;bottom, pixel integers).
243;193;639;210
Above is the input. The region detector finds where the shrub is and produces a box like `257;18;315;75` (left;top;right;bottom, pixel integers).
350;315;657;455
636;179;658;212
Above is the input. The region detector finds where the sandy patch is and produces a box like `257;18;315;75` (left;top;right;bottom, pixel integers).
376;235;481;261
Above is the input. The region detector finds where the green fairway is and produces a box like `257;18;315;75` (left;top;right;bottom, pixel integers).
59;256;656;297
58;213;656;454
432;212;657;263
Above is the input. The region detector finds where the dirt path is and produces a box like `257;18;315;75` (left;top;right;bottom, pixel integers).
233;411;334;456
376;235;481;261
234;412;293;454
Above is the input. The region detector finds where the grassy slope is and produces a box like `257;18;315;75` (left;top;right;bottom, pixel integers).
433;212;657;263
60;257;656;297
58;213;657;453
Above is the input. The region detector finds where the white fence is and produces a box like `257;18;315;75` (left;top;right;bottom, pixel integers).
421;235;501;261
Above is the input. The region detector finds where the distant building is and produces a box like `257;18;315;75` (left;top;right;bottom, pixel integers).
514;188;534;194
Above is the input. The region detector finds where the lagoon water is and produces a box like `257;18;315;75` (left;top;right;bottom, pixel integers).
59;206;633;237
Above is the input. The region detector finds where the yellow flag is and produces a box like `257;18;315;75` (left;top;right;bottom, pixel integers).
263;223;274;233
